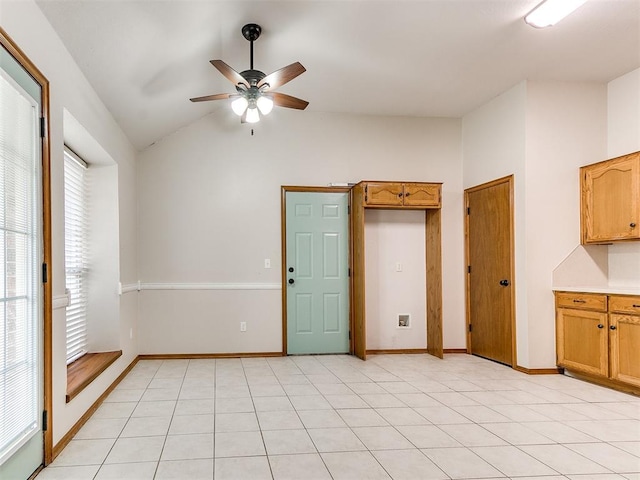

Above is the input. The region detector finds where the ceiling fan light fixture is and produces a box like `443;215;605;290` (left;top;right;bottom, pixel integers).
189;23;308;124
525;0;588;28
246;107;260;123
257;95;274;115
231;96;249;116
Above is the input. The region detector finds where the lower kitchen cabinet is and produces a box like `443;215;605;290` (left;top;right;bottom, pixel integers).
555;291;640;393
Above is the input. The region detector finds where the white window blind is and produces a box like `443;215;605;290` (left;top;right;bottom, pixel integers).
0;71;40;464
64;149;88;364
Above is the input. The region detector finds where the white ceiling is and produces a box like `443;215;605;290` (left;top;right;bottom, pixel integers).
36;0;640;150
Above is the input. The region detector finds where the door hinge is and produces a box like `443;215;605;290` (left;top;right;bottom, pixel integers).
348;331;351;340
468;324;473;333
364;185;368;202
42;263;48;283
467;207;470;215
347;205;351;215
40;117;45;138
467;265;471;274
348;268;351;277
43;410;48;431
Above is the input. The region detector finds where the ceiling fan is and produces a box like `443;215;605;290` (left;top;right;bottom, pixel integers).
190;23;309;124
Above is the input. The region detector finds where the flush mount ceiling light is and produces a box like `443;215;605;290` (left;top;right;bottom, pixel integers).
190;23;309;124
525;0;588;28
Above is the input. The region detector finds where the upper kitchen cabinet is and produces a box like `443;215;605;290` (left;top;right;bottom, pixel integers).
581;151;639;244
362;182;441;208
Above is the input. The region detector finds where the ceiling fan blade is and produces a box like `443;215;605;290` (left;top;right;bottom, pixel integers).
190;93;234;103
210;60;249;87
258;62;306;89
271;92;309;110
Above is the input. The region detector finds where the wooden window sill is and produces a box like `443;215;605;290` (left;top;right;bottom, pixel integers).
66;350;122;403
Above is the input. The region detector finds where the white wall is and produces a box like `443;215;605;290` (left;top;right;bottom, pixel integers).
607;68;640;287
365;209;426;350
463;80;608;369
1;0;139;445
462;82;528;362
137;110;465;354
524;81;607;368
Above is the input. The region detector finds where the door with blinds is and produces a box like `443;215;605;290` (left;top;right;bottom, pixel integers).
0;31;50;478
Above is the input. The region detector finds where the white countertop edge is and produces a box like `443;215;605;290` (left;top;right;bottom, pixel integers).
553;286;640;296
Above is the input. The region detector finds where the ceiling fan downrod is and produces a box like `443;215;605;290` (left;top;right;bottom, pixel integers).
241;23;262;71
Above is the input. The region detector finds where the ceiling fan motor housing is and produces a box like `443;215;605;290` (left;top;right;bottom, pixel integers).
239;69;267;87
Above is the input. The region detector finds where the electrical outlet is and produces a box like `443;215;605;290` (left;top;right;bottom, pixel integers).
395;262;403;272
240;322;247;332
264;259;271;269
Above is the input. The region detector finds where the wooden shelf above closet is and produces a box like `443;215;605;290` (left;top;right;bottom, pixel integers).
350;181;443;360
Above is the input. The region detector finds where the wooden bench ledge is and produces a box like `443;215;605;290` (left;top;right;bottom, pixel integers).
66;350;122;403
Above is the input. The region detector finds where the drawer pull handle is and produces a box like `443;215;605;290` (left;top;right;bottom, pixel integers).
572;299;586;303
597;324;604;329
633;304;640;308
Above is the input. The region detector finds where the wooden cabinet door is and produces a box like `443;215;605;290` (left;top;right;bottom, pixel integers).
582;152;639;243
610;314;640;387
403;183;441;207
556;308;608;376
364;182;403;206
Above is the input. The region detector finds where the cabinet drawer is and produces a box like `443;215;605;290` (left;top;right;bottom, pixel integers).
556;292;607;311
609;295;640;315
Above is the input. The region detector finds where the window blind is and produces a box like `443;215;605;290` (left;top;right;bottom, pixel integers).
0;71;40;464
64;149;88;364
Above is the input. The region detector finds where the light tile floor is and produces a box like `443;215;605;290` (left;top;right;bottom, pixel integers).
37;354;640;479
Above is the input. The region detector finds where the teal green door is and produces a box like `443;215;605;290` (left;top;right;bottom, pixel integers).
286;192;350;354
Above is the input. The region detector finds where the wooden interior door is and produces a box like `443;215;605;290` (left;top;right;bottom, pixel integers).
465;176;515;366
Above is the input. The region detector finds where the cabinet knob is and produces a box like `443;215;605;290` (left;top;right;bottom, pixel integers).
597;324;604;329
610;325;617;330
288;278;295;285
499;279;510;287
398;193;403;198
631;223;637;228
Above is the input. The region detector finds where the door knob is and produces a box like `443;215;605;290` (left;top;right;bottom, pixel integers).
499;279;510;287
288;278;295;285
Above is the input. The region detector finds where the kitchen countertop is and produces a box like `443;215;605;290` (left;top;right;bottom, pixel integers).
553;286;640;296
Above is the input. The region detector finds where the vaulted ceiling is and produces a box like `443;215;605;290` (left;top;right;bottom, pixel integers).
37;0;640;150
